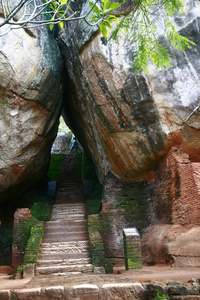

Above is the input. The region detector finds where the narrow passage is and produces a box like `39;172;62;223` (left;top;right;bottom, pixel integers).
35;153;93;276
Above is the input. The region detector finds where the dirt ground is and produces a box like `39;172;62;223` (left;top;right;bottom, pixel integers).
0;265;199;290
113;264;200;283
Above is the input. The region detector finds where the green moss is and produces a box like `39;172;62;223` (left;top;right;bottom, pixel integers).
115;181;150;235
47;154;66;181
155;293;169;300
127;258;142;269
30;197;54;221
74;152;83;181
17;218;35;249
17;223;44;275
88;214;113;273
82;153;98;184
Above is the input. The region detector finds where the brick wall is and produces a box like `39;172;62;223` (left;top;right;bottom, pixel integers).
88;214;113;273
100;173;150;266
12;208;35;268
152;146;200;226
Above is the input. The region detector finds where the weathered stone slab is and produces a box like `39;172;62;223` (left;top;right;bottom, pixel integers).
12;288;42;300
23;264;35;279
36;264;93;275
100;283;146;300
44;286;64;299
65;284;99;300
0;290;11;300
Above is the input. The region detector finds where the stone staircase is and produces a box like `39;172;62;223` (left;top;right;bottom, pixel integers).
35;155;93;276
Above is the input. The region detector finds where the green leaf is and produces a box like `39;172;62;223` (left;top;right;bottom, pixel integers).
89;2;101;16
102;0;111;11
49;23;54;31
90;14;98;18
104;21;112;29
105;0;111;9
106;15;121;23
100;22;108;38
106;2;123;13
59;21;64;29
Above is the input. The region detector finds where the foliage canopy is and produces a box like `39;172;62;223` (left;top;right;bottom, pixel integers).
0;0;196;73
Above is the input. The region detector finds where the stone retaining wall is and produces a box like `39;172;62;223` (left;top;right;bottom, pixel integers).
151;146;200;226
0;282;146;300
12;209;36;269
88;214;113;273
100;173;150;265
1;280;199;299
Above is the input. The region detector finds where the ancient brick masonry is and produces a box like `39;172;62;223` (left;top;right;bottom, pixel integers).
12;208;35;268
152;146;200;226
100;173;150;266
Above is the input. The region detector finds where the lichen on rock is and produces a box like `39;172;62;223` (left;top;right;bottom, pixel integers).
0;14;63;201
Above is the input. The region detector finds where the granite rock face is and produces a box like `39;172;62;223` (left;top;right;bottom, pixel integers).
142;224;200;267
60;0;200;182
0;17;63;201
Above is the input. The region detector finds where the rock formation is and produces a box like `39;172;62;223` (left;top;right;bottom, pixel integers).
60;0;200;183
0;16;63;201
142;224;200;267
142;147;200;267
59;0;200;267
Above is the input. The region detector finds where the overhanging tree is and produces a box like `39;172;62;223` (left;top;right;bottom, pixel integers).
0;0;196;73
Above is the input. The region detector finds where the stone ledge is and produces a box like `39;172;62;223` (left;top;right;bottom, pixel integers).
0;282;146;300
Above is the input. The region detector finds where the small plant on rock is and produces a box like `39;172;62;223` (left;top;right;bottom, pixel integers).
154;292;170;300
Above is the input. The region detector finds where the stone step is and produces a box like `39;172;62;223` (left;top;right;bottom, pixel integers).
57;186;84;189
57;190;84;193
0;274;14;280
56;194;84;197
39;249;90;255
56;191;83;195
50;216;86;221
44;226;87;234
43;235;88;243
50;214;86;219
50;212;86;216
44;271;82;276
57;186;83;189
40;241;89;248
45;220;87;228
53;203;85;210
35;264;93;275
51;206;85;210
43;231;88;239
55;201;85;205
51;210;86;216
51;211;85;214
36;257;91;267
51;207;85;211
55;197;84;201
55;200;85;205
51;212;85;216
39;243;90;255
52;205;85;210
37;252;90;260
50;217;86;222
58;183;83;185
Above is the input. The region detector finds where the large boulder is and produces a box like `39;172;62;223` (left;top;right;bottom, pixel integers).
142;224;200;267
0;14;63;201
59;0;200;182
